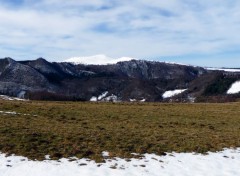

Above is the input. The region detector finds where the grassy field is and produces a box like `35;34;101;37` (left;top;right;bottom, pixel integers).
0;100;240;162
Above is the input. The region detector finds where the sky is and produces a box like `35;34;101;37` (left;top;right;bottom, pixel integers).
0;0;240;67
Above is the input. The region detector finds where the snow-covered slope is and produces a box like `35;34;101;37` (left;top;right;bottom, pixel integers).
1;148;240;176
0;95;26;101
227;81;240;94
162;89;187;99
206;67;240;72
63;55;135;65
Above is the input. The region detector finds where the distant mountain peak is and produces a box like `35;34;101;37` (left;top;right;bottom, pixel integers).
2;57;15;63
36;57;47;61
63;55;136;65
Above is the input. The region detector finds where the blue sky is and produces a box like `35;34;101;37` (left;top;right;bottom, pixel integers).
0;0;240;67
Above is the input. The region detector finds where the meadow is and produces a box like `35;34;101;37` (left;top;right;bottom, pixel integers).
0;100;240;162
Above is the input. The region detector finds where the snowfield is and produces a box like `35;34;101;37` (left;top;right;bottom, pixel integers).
162;89;187;99
1;148;240;176
63;55;135;65
227;81;240;94
206;67;240;72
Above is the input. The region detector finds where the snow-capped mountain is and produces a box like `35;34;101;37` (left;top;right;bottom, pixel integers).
63;55;135;65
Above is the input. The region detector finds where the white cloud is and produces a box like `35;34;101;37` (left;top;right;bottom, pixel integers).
0;0;239;66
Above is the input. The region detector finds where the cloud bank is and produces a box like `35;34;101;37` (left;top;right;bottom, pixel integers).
0;0;239;66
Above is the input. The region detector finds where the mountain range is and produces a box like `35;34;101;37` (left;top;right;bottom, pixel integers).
0;56;240;102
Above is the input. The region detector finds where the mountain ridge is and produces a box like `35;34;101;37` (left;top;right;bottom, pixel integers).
0;57;240;102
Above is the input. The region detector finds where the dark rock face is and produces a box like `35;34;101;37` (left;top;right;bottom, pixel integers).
0;58;53;97
116;60;204;80
1;58;49;87
0;57;239;102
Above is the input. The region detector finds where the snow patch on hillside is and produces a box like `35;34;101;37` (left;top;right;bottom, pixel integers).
90;96;98;102
129;98;146;102
90;91;119;102
102;94;118;102
162;89;187;99
64;55;135;65
130;99;137;102
98;91;109;100
1;148;240;176
227;81;240;94
0;95;26;101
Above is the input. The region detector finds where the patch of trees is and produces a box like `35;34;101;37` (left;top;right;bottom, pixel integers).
203;76;237;96
27;91;87;101
196;95;239;103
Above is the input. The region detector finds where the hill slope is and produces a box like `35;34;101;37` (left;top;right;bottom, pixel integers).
0;57;240;102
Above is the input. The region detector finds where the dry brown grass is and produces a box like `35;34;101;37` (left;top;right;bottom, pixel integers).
0;100;240;162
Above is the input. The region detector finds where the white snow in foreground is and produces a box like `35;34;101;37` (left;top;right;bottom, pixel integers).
63;55;135;65
162;89;187;99
0;110;37;117
227;81;240;94
0;95;26;101
1;148;240;176
206;67;240;72
0;111;18;115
